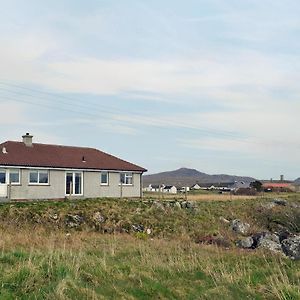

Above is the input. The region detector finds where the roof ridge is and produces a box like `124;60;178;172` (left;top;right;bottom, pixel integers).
6;140;95;150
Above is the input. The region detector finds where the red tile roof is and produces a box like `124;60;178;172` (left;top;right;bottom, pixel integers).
0;141;147;172
262;183;291;188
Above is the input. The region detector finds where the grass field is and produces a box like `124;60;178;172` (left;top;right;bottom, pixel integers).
0;229;299;299
0;193;299;299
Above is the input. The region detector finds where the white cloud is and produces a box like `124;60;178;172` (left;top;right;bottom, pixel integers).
0;102;27;125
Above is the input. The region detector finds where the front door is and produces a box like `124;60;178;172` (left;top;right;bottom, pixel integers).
0;170;7;197
65;172;83;196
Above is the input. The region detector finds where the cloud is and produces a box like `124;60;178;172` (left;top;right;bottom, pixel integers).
0;102;27;125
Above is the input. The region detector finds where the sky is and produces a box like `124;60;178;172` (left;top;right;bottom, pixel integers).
0;0;300;179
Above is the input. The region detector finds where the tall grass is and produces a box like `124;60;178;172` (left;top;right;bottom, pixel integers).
0;229;299;299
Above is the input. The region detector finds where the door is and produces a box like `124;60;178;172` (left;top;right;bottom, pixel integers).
65;172;83;196
0;170;7;197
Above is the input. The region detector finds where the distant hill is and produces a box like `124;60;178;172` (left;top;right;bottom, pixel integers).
143;167;256;187
294;178;300;185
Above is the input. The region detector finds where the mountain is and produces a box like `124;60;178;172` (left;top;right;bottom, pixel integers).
143;167;256;187
294;178;300;185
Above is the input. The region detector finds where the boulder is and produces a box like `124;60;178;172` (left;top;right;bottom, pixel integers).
231;219;250;235
132;224;144;232
152;201;165;210
65;214;84;228
281;236;300;260
174;201;181;209
256;233;282;253
237;237;254;249
273;199;288;206
181;201;188;209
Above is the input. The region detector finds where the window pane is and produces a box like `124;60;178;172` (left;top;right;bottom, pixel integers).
39;172;49;184
101;172;108;184
29;171;38;183
0;171;6;184
10;170;19;183
66;173;73;194
126;173;133;185
120;173;125;184
75;173;82;195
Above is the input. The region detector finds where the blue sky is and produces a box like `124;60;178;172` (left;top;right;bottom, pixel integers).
0;0;300;179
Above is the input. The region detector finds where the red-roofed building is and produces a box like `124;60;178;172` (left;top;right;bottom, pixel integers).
0;133;147;200
262;182;294;192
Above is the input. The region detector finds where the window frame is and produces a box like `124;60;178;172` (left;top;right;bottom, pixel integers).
120;172;133;186
0;169;6;184
9;169;21;185
100;172;109;186
0;169;21;185
65;171;83;196
28;170;49;185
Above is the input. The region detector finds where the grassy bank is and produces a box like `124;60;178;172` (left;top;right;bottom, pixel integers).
0;194;299;299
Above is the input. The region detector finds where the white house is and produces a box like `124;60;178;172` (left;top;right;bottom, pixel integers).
163;185;177;194
0;133;147;200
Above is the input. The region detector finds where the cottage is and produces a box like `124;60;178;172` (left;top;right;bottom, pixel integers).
163;185;177;194
190;183;201;190
0;134;147;200
143;184;165;192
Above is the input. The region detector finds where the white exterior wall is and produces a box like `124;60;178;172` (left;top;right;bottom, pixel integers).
84;172;141;198
6;168;142;200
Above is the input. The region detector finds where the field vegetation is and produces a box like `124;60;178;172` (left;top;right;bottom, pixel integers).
0;193;299;299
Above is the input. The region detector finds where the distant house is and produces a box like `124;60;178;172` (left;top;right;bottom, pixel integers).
262;182;294;192
196;183;234;191
163;185;177;194
0;133;147;200
144;184;165;192
178;186;190;193
190;183;201;190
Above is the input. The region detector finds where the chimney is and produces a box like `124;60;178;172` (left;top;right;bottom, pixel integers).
22;133;33;147
280;175;284;182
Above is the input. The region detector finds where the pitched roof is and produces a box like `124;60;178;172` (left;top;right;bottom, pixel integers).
262;183;291;188
0;141;147;172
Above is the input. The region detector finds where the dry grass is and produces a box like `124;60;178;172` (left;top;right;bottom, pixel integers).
145;191;291;202
0;229;299;299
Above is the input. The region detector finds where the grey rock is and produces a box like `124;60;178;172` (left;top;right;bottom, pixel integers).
181;201;188;209
152;201;165;210
262;202;276;209
237;237;254;249
65;214;84;228
186;201;196;209
174;201;181;209
273;199;288;206
231;219;250;235
132;224;144;232
281;236;300;260
92;212;105;225
252;232;282;253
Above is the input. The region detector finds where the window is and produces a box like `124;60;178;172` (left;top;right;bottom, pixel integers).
29;170;49;184
120;172;133;185
66;172;83;195
100;172;109;185
9;170;20;184
0;170;6;184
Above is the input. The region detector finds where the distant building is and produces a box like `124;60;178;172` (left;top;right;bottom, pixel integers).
262;182;294;192
163;185;177;194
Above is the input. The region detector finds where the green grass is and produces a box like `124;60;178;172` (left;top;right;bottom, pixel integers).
0;194;298;298
0;232;299;299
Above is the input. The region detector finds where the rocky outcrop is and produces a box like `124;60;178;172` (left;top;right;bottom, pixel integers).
231;219;250;235
281;236;300;260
